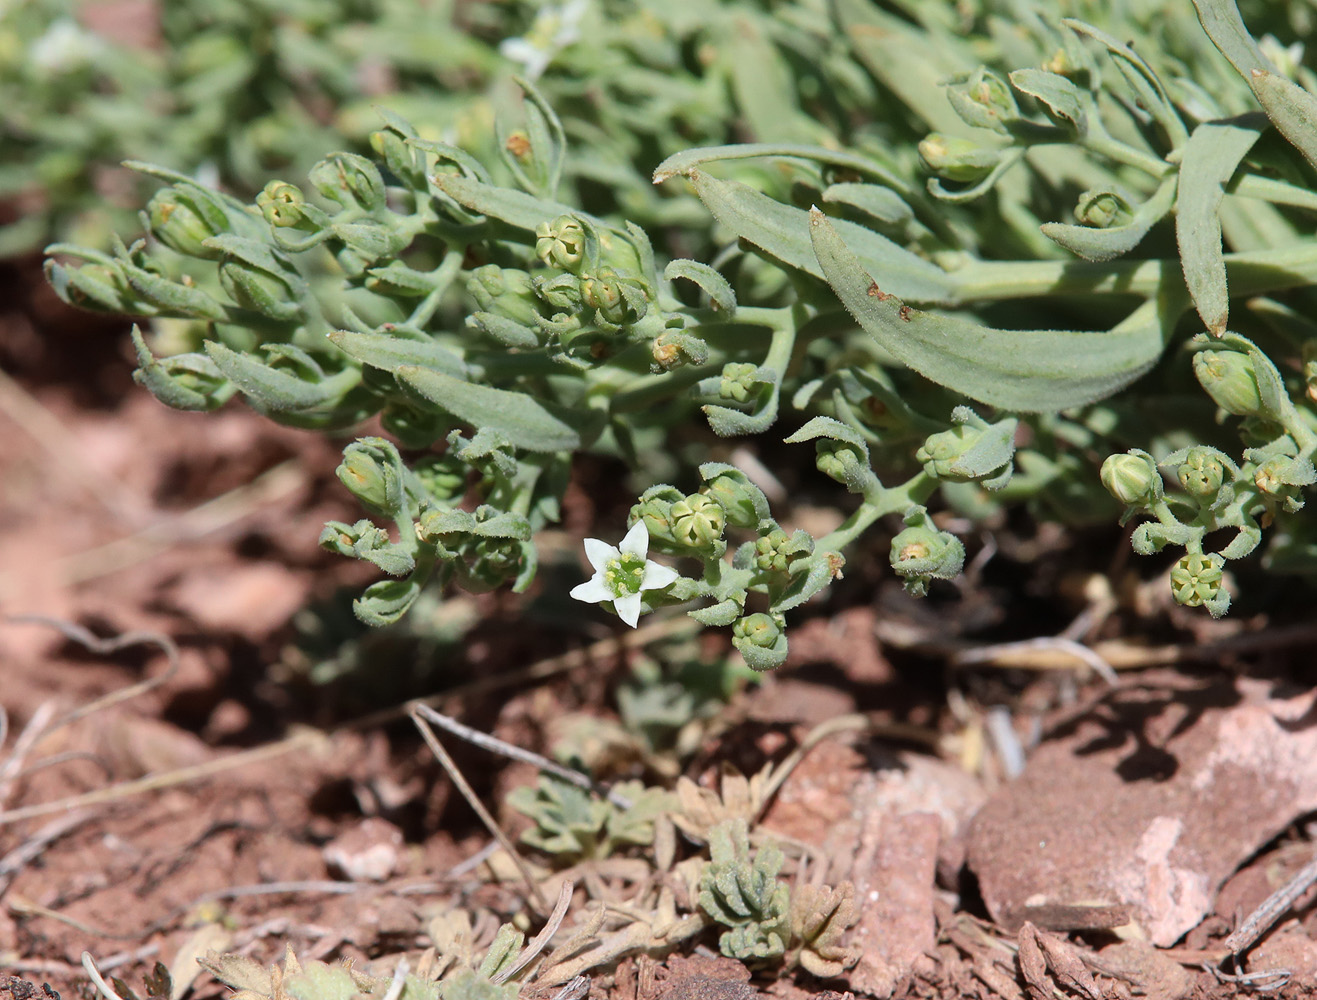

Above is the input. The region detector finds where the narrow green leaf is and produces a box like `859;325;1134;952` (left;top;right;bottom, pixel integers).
328;329;466;377
1176;113;1267;335
1251;70;1317;172
1063;19;1188;148
783;415;868;451
431;174;601;231
1008;69;1086;132
1190;0;1274;80
117;260;228;320
808;209;1165;412
206;341;361;412
653;143;907;194
689;600;742;627
725;17;813;144
130;327;231;411
821;183;913;225
396;365;588;452
664;259;736;314
1041;175;1177;262
690;171;955;304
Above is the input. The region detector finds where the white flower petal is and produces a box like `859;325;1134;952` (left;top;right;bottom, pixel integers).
570;577;613;604
619;521;650;559
614;591;644;628
640;561;679;591
583;537;618;571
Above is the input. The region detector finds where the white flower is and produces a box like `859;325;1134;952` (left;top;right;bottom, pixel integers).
570;521;679;627
29;19;103;74
498;0;588;80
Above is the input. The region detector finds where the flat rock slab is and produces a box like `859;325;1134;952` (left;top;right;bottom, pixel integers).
967;676;1317;946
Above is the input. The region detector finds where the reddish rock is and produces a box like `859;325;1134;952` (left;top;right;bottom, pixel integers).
967;677;1317;946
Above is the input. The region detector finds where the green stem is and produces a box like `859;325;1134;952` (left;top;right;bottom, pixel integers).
1230;173;1317;213
949;241;1317;304
1081;125;1171;179
813;472;937;553
407;248;466;329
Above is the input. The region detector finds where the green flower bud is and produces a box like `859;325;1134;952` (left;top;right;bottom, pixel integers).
700;469;769;529
49;260;140;313
889;506;965;597
629;490;681;548
1193;350;1265;418
534;271;582;311
1100;450;1161;506
731;612;788;671
308;152;385;212
370;129;423;189
755;529;792;573
581;267;646;328
719;362;760;403
917;133;1003;183
336;439;403;514
946;67;1019;133
457;536;524;592
1253;455;1303;505
733;613;782;649
1075;187;1135;229
1176;447;1227;499
651;327;708;372
815;439;868;486
412;454;466;504
916;425;975;481
669;493;726;548
146;187;227;260
535;215;586;273
468;265;542;327
218;257;301;322
256;181;311;229
1169;552;1225;609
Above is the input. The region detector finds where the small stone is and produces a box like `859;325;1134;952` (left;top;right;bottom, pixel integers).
323;818;403;882
967;676;1317;946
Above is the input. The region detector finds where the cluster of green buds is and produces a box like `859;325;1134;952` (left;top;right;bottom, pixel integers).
1101;335;1317;616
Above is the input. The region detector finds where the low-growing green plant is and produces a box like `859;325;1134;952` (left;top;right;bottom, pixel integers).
507;773;674;862
42;0;1317;678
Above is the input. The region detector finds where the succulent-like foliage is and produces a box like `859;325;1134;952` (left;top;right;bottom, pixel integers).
698;818;791;963
787;881;863;978
507;774;674;862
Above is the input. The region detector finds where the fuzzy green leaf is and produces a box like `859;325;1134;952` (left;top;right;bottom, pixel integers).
1009;69;1087;132
205;342;361;412
1190;0;1275;80
689;171;955;304
329;329;466;377
431;174;600;231
821;183;913;225
664;259;736;314
1176;114;1267;335
808;209;1164;411
396;365;590;452
1251;70;1317;172
652;143;907;193
1041;175;1177;262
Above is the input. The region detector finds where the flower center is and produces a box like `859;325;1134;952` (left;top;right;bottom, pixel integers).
604;553;646;597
